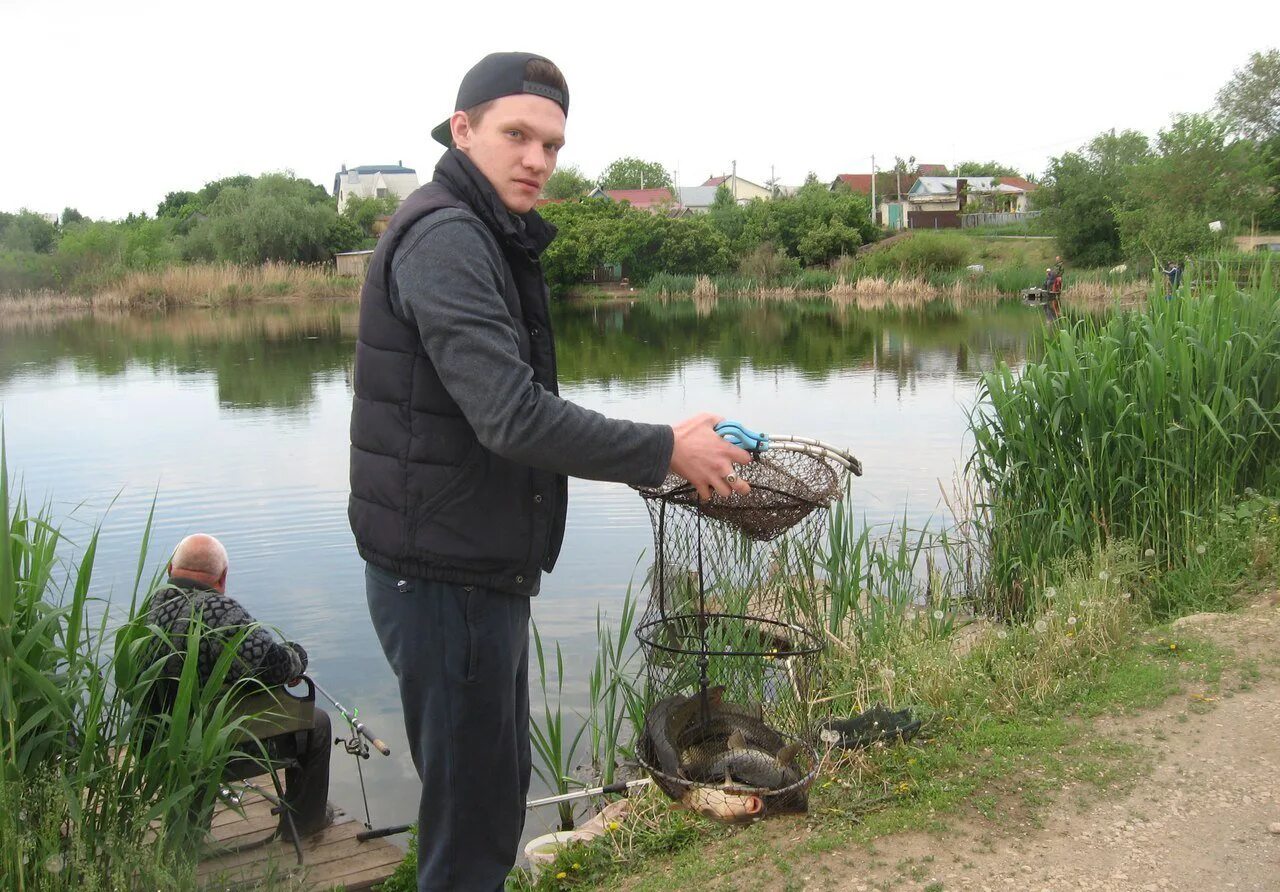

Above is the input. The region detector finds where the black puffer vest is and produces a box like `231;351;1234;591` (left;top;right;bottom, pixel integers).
348;150;564;597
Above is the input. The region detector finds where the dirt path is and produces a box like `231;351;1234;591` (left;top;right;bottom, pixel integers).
816;599;1280;892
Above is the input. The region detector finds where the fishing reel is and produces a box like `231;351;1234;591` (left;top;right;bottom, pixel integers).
338;727;371;760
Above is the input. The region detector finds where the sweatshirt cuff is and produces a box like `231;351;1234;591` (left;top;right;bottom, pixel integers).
644;424;675;488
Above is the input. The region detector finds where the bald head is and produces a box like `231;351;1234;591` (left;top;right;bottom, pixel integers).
169;533;229;592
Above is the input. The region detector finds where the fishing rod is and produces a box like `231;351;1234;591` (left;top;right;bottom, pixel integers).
313;679;390;756
311;678;390;832
355;778;653;842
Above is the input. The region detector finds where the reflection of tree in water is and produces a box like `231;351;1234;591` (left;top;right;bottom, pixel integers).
1;298;1040;411
553;298;1040;390
0;303;358;411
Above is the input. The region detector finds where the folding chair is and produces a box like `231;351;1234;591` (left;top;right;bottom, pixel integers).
216;675;318;866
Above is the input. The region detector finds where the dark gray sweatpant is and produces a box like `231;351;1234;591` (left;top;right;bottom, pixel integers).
365;563;531;892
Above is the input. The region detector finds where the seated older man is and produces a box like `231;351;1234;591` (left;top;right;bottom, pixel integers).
146;533;333;838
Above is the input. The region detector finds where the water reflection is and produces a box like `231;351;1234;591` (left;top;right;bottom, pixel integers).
0;295;1038;848
0;298;1037;408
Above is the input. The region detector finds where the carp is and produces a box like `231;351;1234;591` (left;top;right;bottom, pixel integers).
684;729;803;790
642;686;724;776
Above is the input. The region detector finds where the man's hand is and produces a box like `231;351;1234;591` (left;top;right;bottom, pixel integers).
669;413;753;501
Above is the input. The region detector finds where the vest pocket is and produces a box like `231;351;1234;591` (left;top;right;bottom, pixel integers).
411;440;483;521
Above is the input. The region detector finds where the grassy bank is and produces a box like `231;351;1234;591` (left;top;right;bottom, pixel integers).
381;493;1275;892
0;262;361;312
641;230;1149;306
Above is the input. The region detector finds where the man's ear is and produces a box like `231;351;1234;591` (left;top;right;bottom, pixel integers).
217;566;228;590
166;561;173;576
450;111;472;150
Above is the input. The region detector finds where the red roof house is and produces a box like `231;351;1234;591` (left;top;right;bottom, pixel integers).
994;175;1037;192
604;187;674;210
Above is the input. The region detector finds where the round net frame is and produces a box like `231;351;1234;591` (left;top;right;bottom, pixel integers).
645;449;843;544
633;447;852;815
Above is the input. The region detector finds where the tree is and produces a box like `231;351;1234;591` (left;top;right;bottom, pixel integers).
1259;134;1280;230
0;209;58;253
157;190;198;219
538;199;731;293
598;157;671;191
542;165;593;200
341;194;400;236
1215;49;1280;142
60;207;86;228
797;217;862;266
711;184;735;210
1037;129;1152;266
186;173;339;264
950;160;1025;178
1116;113;1264;259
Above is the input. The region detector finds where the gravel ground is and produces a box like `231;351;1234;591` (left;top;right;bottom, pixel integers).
822;600;1280;892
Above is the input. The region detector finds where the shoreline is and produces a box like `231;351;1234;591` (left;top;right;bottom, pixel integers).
4;280;1151;318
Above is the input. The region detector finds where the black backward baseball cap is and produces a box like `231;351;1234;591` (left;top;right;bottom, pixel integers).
431;52;569;148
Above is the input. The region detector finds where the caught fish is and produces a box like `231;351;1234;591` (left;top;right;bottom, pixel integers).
685;729;803;790
642;686;723;776
679;785;764;824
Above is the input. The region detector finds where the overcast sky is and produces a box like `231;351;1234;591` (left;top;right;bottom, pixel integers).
3;0;1276;220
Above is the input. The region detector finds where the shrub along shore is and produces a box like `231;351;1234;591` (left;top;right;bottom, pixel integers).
0;230;1152;317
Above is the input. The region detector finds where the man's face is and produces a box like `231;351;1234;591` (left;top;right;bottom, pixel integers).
451;94;565;214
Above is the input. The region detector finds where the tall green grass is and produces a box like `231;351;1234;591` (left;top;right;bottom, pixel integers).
968;261;1280;612
0;440;272;890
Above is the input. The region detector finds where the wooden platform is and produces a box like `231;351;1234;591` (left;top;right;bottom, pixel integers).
198;777;404;890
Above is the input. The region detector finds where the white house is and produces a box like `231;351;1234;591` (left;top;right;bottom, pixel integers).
333;163;420;212
907;176;1034;212
903;176;1036;228
702;174;773;203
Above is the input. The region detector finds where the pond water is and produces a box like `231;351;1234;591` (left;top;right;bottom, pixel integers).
0;296;1039;844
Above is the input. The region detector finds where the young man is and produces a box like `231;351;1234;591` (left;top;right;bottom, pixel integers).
348;53;750;890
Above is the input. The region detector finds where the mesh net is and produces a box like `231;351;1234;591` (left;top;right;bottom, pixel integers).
639;450;843;543
633;447;851;819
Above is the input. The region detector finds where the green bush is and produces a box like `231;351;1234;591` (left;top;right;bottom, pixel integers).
737;242;799;280
541;200;732;294
858;232;970;278
0;250;63;291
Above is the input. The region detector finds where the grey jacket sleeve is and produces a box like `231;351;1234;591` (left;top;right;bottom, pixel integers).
391;211;674;487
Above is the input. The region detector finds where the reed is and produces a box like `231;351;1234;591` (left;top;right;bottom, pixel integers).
529;622;588;830
968;261;1280;612
585;583;641;787
0;262;360;313
691;275;718;300
0;439;273;890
